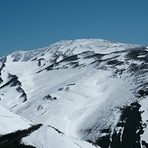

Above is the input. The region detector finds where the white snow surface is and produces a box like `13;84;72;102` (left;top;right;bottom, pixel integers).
0;104;31;135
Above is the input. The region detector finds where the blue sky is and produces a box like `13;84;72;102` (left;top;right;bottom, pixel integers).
0;0;148;57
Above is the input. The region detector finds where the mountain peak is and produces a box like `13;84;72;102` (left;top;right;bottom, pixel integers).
3;38;143;63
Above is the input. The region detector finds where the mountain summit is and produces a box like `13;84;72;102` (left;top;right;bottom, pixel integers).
0;39;148;148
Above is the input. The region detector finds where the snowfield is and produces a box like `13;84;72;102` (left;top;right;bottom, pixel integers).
0;39;148;147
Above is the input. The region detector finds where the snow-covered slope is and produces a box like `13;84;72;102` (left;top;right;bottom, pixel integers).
0;104;31;135
0;39;148;148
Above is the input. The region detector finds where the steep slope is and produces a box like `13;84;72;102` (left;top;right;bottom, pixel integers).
0;39;148;148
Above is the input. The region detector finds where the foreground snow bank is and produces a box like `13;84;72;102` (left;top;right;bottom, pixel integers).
22;125;98;148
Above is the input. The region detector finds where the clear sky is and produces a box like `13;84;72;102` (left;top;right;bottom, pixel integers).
0;0;148;57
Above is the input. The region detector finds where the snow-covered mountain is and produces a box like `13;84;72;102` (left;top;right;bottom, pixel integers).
0;39;148;148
